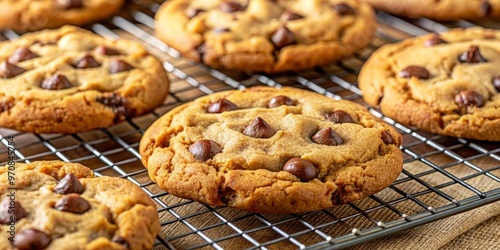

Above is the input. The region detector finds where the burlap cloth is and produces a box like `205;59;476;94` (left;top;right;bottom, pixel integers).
351;159;500;250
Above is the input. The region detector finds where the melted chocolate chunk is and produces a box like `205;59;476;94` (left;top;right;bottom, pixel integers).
96;93;129;122
0;61;26;79
8;47;38;64
214;28;230;34
267;95;294;108
333;3;356;15
0;197;27;224
57;0;83;9
243;117;276;138
312;128;343;146
455;90;485;108
325;110;354;124
283;158;318;182
40;74;72;90
399;66;430;79
280;11;304;21
271;26;295;48
95;46;121;56
206;99;238;113
196;43;206;59
186;8;204;19
54;173;84;194
112;235;129;248
480;1;493;16
189;140;222;161
108;59;134;74
73;55;100;69
381;130;396;145
424;35;447;47
458;46;487;63
219;1;245;12
13;229;51;250
0;100;14;113
54;194;91;214
493;75;500;91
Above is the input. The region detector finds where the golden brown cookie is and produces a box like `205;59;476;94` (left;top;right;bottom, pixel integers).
155;0;376;73
0;0;125;31
358;27;500;141
140;87;403;213
360;0;500;20
0;161;160;250
0;26;169;134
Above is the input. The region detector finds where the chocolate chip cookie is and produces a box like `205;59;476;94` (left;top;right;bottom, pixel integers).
140;87;403;213
360;0;500;20
0;26;169;134
358;27;500;141
0;0;125;31
0;161;160;250
155;0;377;73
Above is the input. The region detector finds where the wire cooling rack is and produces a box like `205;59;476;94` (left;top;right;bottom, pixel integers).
1;0;500;249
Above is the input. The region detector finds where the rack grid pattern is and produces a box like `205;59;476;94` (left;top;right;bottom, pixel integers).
1;1;499;249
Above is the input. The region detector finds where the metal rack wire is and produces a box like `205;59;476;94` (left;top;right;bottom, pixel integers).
1;0;499;249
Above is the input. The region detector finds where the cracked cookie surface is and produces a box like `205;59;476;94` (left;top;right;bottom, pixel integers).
0;161;160;250
0;26;169;134
0;0;124;31
359;27;500;141
140;87;403;213
360;0;500;20
155;0;376;73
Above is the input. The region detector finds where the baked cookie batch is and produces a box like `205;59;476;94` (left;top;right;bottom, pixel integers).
1;0;499;248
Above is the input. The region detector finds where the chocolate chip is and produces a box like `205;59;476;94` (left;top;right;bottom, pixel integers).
189;140;222;161
243;117;276;138
57;0;83;9
283;158;318;182
267;95;294;108
455;90;485;108
0;197;27;224
458;46;487;63
95;46;121;56
109;59;134;74
381;130;396;145
13;229;51;250
54;173;84;194
333;3;356;15
0;100;13;113
8;47;38;64
312;128;343;146
280;11;304;21
206;99;238;113
196;43;206;59
40;74;72;90
186;8;204;19
399;66;430;79
219;1;245;12
271;26;295;48
96;93;129;122
493;76;500;91
112;235;129;248
480;1;493;16
424;35;447;47
73;55;100;69
0;61;26;79
325;110;354;124
54;194;90;214
214;28;230;34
